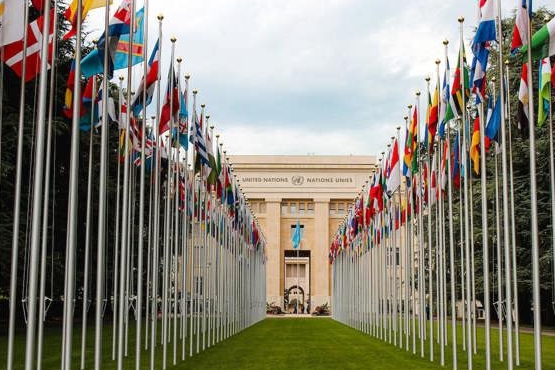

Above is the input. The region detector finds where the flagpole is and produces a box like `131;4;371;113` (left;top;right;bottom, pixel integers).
81;75;97;370
478;99;491;370
94;5;112;360
524;2;542;367
135;0;150;367
150;14;164;370
23;0;53;367
6;3;30;368
493;126;503;361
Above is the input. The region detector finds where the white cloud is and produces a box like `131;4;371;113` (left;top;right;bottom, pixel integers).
83;0;553;157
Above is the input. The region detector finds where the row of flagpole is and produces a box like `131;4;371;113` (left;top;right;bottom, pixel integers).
2;0;267;369
330;1;552;370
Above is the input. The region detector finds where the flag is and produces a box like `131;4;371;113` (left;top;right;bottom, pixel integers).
205;124;218;185
517;62;529;135
470;116;481;174
159;64;179;134
112;7;145;69
486;94;502;141
2;10;55;82
521;17;555;59
178;74;188;149
64;0;109;40
511;0;529;54
216;146;224;200
292;220;301;249
473;0;496;46
470;48;488;104
97;82;116;127
538;57;551;126
445;46;469;120
438;59;450;139
81;0;132;78
63;58;79;118
452;130;460;188
130;39;159;116
430;152;438;205
428;79;439;151
441;141;448;191
31;0;44;12
80;76;97;130
0;0;25;47
386;138;400;194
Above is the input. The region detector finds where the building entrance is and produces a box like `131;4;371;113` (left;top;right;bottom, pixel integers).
284;250;310;313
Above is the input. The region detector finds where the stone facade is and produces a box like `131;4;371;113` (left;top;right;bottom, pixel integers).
229;155;376;312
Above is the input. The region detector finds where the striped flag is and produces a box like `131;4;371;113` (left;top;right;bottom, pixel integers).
130;39;159;116
538;57;551;126
63;0;110;40
511;0;529;54
517;62;529;135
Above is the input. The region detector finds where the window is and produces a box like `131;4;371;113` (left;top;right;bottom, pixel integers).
307;203;314;215
259;202;266;214
286;264;306;278
281;204;288;215
299;202;305;215
290;203;297;214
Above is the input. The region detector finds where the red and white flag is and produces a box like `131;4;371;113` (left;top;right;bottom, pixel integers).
386;138;400;193
2;10;55;82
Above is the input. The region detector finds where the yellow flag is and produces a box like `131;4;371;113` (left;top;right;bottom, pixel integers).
64;0;112;39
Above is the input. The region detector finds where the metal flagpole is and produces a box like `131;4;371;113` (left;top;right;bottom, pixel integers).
37;5;59;369
81;75;97;369
415;92;425;359
7;3;30;368
113;78;124;361
135;0;150;367
150;15;164;370
493;133;503;361
495;3;514;367
457;16;473;365
61;0;83;366
478;100;491;370
524;1;542;366
505;59;520;365
117;4;136;368
94;0;113;364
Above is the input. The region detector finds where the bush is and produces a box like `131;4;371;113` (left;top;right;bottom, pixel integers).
312;302;331;316
266;301;284;315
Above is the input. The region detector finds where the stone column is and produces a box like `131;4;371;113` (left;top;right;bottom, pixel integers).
312;197;330;310
265;198;282;307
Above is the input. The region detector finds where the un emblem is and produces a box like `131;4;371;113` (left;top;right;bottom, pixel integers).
291;175;304;186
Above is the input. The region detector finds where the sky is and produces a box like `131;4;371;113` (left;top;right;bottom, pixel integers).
85;0;552;157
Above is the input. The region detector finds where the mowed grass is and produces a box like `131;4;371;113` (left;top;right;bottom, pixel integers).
1;318;555;369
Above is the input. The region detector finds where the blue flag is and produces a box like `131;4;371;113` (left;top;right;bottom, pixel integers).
486;94;502;141
292;220;301;249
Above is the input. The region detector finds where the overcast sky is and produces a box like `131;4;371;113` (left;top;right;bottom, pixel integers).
85;0;552;157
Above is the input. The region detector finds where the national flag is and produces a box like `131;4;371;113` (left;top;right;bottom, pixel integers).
521;17;555;59
473;0;496;46
430;152;438;205
2;10;55;82
402;126;411;185
97;82;117;127
81;0;132;78
0;0;25;47
486;94;502;141
538;57;551;126
159;64;179;134
204;124;218;186
64;0;109;40
409;106;419;174
452;130;461;188
216;146;224;200
438;59;450;139
470;116;481;174
445;46;470;120
517;62;529;135
63;58;79;118
177;74;188;149
428;78;439;151
511;0;529;54
292;220;302;249
386;138;400;194
31;0;44;12
130;39;159;116
112;7;145;69
80;76;97;130
440;141;448;192
191;108;211;178
470;47;488;104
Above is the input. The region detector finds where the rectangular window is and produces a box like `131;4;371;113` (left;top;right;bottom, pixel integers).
299;202;305;215
307;203;314;215
259;203;266;214
281;204;288;215
290;202;297;214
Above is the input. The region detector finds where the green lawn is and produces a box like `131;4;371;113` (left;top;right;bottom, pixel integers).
1;318;554;369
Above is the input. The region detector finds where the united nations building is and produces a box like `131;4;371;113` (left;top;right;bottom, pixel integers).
230;155;376;312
